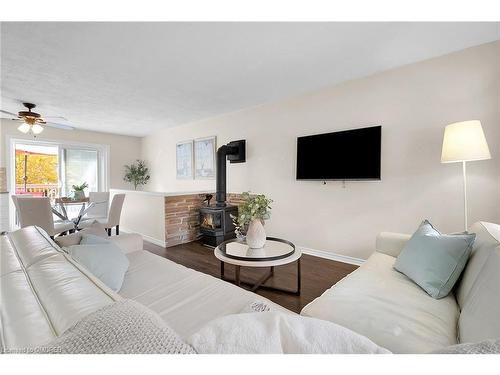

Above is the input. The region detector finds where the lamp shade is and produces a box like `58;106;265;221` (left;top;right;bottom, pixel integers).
441;120;491;163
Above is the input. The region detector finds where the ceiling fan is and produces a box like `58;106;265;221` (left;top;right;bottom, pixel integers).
0;102;74;136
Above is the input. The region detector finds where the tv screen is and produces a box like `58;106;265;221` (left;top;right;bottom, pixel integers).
296;126;381;180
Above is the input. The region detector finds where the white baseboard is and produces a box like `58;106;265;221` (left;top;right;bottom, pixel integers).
120;227;364;266
299;246;365;266
119;227;166;248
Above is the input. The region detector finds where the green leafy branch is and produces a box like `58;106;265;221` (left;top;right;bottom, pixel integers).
72;182;88;192
231;192;273;231
124;160;151;190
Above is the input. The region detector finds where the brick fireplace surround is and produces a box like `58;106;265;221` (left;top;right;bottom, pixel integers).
165;193;246;247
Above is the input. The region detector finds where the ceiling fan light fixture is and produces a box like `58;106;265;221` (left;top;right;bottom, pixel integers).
31;123;44;134
5;103;73;134
17;122;31;133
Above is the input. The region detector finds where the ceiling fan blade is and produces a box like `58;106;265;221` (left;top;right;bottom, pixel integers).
1;109;18;117
44;121;74;130
44;116;68;121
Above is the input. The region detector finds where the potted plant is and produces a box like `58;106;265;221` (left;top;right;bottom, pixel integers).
72;182;88;200
124;160;151;190
231;192;273;249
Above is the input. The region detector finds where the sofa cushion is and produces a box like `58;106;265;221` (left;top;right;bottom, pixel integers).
394;220;475;299
107;233;144;254
55;227;142;256
455;221;500;308
80;233;111;245
458;242;500;343
375;232;411;257
301;252;459;353
1;234;56;350
8;225;61;267
1;226;120;351
119;250;291;339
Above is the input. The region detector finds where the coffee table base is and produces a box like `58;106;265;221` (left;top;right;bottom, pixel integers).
220;259;301;296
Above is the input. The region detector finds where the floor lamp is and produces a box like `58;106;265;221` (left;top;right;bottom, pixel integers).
441;120;491;232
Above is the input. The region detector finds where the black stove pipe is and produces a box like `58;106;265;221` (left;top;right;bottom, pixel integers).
215;140;246;207
216;144;236;207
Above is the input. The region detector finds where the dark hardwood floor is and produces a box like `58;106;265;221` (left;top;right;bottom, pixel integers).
144;240;358;314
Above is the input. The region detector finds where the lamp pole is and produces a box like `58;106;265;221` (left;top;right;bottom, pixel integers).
462;161;468;232
441;120;491;234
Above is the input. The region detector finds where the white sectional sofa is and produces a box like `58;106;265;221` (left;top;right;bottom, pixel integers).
2;222;499;353
0;226;288;351
301;221;500;353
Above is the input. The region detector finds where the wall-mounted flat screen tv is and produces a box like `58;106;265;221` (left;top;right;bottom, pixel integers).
296;125;381;180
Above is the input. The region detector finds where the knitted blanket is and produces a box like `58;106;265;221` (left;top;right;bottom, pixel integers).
431;340;500;354
40;299;195;354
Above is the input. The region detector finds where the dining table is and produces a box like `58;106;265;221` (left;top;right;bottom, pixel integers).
51;197;96;229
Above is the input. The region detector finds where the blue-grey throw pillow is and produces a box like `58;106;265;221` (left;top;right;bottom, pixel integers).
394;220;475;299
80;233;111;245
68;242;130;292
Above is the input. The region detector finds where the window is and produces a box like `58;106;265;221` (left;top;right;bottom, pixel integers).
8;137;110;228
62;148;99;195
14;143;59;197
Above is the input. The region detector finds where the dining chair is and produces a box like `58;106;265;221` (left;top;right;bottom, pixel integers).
15;197;75;238
80;193;125;235
16;194;70;224
11;194;33;226
85;192;110;219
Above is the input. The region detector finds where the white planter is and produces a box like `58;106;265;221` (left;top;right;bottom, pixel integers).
246;219;266;249
74;191;85;200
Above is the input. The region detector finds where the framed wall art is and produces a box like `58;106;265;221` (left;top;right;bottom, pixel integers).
194;136;216;179
176;140;194;179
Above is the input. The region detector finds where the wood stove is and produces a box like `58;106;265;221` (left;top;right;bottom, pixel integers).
200;140;246;247
199;205;238;247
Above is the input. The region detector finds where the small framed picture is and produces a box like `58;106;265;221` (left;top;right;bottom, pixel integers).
194;136;216;179
176;140;194;179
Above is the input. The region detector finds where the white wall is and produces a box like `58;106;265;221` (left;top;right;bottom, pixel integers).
0;119;142;190
142;41;500;260
109;189;166;246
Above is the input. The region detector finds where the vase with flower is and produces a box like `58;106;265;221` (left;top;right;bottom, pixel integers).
231;192;273;249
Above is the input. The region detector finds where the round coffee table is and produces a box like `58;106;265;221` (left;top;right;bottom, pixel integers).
214;237;301;295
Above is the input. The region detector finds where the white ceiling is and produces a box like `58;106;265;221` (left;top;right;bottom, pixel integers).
1;22;499;137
